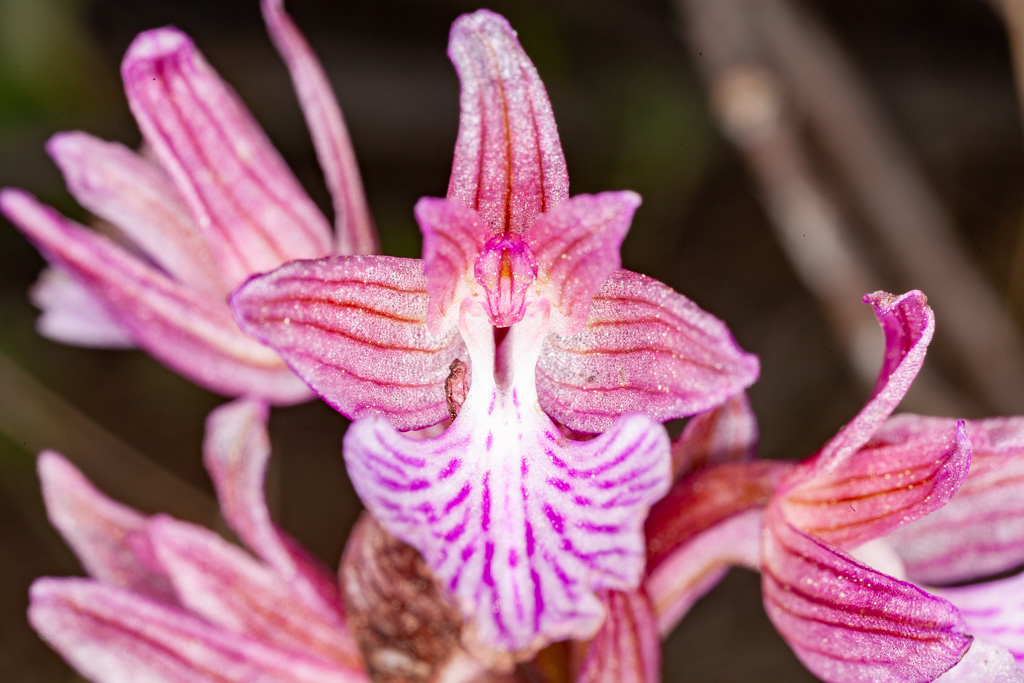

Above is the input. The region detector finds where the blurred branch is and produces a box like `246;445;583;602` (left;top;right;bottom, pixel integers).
677;0;967;415
747;0;1024;414
0;350;217;524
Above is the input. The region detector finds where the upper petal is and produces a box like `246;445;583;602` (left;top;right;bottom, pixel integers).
529;192;641;336
261;0;377;256
1;189;312;403
537;269;760;433
762;505;971;683
231;255;465;431
30;266;136;348
446;10;569;233
814;290;934;474
122;28;332;287
670;391;759;478
887;416;1024;585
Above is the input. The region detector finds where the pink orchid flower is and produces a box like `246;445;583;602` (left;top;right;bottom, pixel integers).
0;0;375;404
29;399;368;682
231;10;757;659
644;291;1024;681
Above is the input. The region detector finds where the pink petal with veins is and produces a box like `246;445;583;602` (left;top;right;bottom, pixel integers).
782;419;971;549
574;590;660;683
529;192;640;336
887;416;1024;585
1;190;311;403
260;0;376;256
29;578;364;683
936;572;1024;667
231;255;465;431
47;131;223;295
762;506;971;683
537;269;759;433
446;10;569;233
343;407;669;656
37;452;173;602
122;28;332;287
670;392;759;478
31;267;135;348
814;291;934;474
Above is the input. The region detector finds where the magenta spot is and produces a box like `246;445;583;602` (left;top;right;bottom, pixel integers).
530;568;543;630
444;519;467;542
461;544;475;562
483;541;496;587
521;459;529;477
512;389;520;409
482;473;491;532
408;479;430;491
438;458;462;480
548;477;571;492
444;483;472;514
509;547;519;567
579;521;620;534
543;503;565;534
525;520;536;557
486;433;493;451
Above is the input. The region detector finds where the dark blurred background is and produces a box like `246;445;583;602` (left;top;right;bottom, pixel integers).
1;0;1022;680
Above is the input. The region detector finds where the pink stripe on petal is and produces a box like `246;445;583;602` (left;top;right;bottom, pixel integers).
261;0;377;256
29;578;365;683
782;419;971;549
122;28;332;287
31;266;135;348
574;590;660;683
762;505;970;683
2;190;311;403
416;197;488;332
231;255;465;431
530;192;640;336
149;516;363;671
537;269;759;434
889;416;1024;585
814;290;934;474
47;131;223;295
344;406;670;656
203;399;347;619
447;10;569;233
38;452;174;602
935;572;1024;666
670;392;759;478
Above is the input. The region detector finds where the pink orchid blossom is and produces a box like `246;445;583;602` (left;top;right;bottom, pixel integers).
29;399;369;682
0;0;375;404
232;10;758;659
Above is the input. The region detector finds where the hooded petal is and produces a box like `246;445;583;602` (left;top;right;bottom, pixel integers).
29;578;364;683
1;189;311;403
30;266;135;348
37;452;174;602
343;405;670;657
573;590;660;683
148;516;364;671
47;131;223;295
537;269;759;433
762;505;971;683
781;419;971;549
670;391;758;478
261;0;376;256
446;10;569;233
529;192;641;336
887;416;1024;585
231;255;466;431
814;291;934;474
936;572;1024;667
122;28;332;287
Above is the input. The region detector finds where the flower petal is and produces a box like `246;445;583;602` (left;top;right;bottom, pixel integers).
343;407;670;657
29;578;364;683
537;269;759;433
1;189;312;403
47;131;223;295
446;10;569;233
30;266;135;348
260;0;376;256
762;505;970;683
148;516;364;671
936;572;1024;667
670;392;758;478
782;419;971;549
122;28;332;287
888;416;1024;585
37;452;174;602
203;399;347;617
529;192;641;336
935;640;1024;682
573;590;660;683
231;255;465;431
815;290;934;474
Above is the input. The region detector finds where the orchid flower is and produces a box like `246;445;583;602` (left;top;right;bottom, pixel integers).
231;10;757;659
0;0;375;404
29;399;369;682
